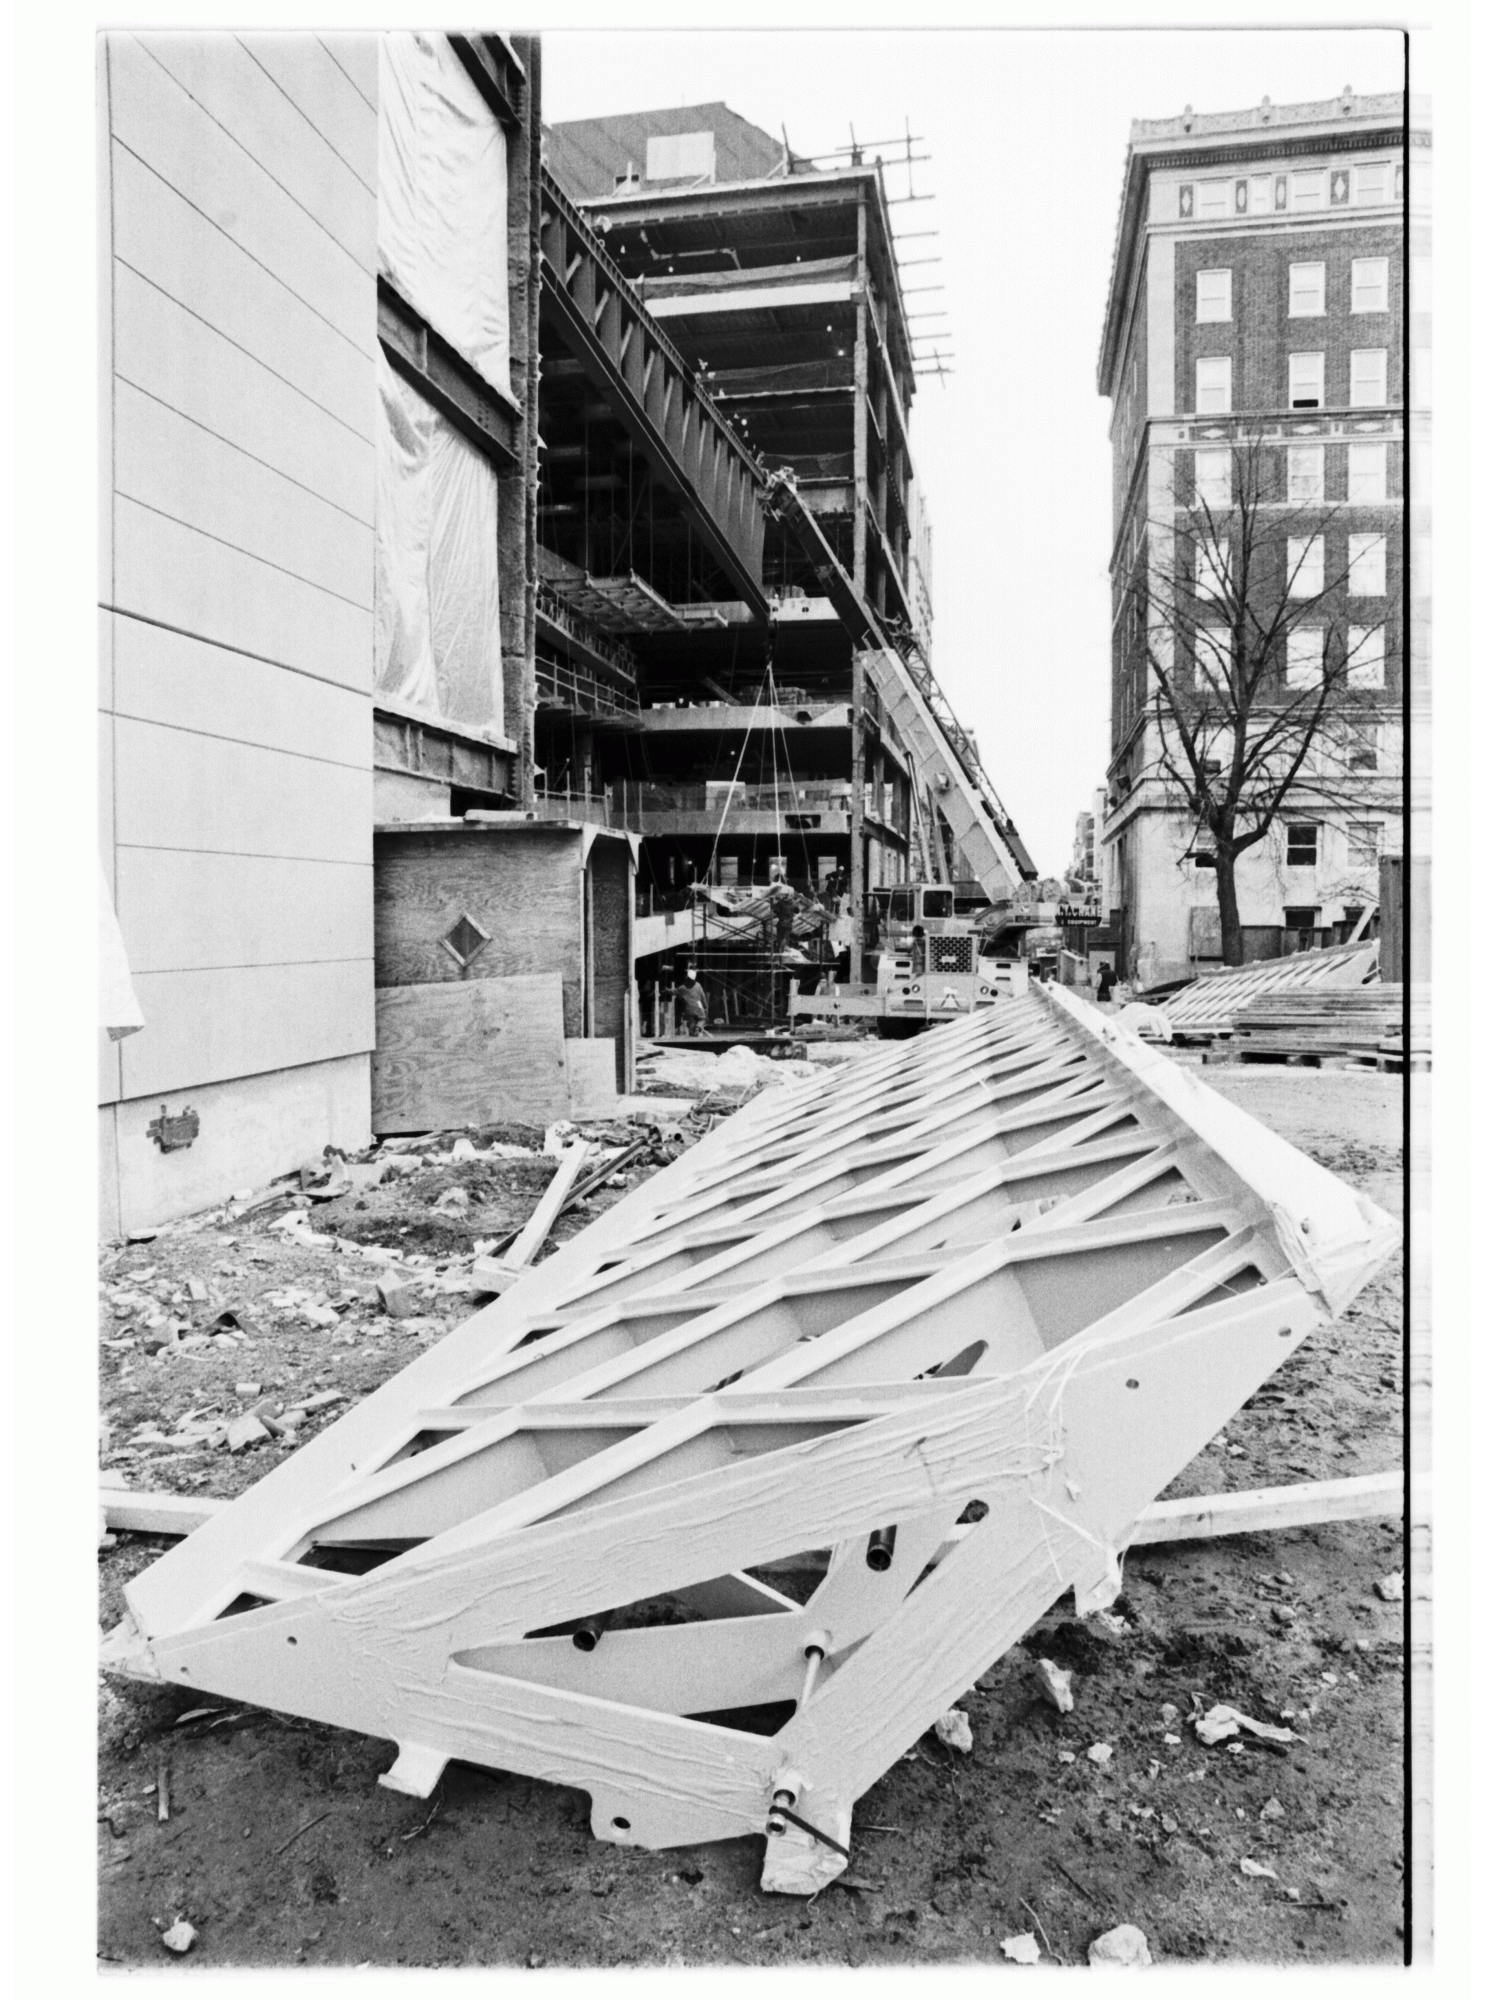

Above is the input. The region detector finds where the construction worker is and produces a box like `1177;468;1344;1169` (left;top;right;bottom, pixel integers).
771;879;799;954
674;969;709;1037
910;925;928;976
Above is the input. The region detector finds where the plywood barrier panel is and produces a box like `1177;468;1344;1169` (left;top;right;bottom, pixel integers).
566;1038;618;1118
374;829;585;1042
373;973;568;1133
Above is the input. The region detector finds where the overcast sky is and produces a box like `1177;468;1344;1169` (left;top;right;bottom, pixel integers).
542;26;1406;876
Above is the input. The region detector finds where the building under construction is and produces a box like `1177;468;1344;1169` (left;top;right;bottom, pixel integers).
97;32;1036;1233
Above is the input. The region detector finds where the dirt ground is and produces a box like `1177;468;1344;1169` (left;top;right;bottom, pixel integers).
96;1049;1408;1970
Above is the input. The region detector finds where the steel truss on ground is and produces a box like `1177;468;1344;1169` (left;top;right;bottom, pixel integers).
105;987;1398;1893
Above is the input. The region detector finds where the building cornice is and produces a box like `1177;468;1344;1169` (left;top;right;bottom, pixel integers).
1098;93;1420;398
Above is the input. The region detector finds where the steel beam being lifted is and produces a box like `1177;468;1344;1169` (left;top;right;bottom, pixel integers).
103;990;1397;1894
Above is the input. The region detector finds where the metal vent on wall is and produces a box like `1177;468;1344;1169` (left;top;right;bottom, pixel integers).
441;912;492;971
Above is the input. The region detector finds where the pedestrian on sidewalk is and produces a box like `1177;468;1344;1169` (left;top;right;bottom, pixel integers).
1096;960;1117;1007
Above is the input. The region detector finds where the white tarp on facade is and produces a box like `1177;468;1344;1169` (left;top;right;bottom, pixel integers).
99;862;145;1041
375;348;504;740
378;32;511;402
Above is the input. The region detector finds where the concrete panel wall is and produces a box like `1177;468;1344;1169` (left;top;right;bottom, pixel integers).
100;30;379;1232
100;1054;373;1241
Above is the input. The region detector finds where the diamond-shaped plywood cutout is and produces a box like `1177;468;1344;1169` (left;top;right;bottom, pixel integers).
441;911;491;971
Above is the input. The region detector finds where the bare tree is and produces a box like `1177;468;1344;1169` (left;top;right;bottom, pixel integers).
1116;429;1397;965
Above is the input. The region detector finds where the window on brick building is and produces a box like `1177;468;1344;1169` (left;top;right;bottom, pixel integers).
1194;539;1229;600
1197;180;1231;219
1287;535;1325;597
1288;444;1325;504
1352;257;1389;312
1350;349;1389;406
1354;161;1390;204
1348;624;1387;688
1286;629;1325;687
1286;824;1320;867
1348;532;1387;596
1289;261;1326;316
1192;624;1232;690
1288;351;1325;408
1195;355;1232;414
1347;821;1382;865
1196;268;1232;322
1248;174;1274;215
1347;441;1388;502
1194;448;1231;509
1291;170;1326;212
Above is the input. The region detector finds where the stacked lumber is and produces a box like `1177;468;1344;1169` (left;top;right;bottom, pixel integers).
1375;985;1433;1071
1229;982;1403;1063
1159;940;1378;1042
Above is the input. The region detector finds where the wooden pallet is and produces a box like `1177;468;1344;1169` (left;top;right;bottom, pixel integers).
102;987;1400;1893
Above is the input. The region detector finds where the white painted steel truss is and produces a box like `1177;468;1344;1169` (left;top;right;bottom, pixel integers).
104;987;1399;1892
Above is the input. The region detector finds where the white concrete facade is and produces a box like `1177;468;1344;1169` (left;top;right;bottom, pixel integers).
99;34;380;1236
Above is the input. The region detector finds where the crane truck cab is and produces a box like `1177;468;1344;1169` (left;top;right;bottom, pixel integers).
790;881;1011;1036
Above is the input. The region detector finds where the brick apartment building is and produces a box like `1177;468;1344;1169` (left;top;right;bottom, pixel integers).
1097;88;1428;987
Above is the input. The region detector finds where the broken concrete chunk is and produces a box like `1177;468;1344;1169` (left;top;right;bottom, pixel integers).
160;1918;197;1954
1086;1742;1114;1766
1260;1797;1286;1821
1000;1933;1041;1964
224;1413;271;1453
186;1278;208;1302
233;1383;262;1398
1194;1704;1296;1748
1088;1924;1152;1967
1374;1572;1404;1603
1035;1658;1075;1714
376;1274;422;1319
1239;1857;1278;1879
933;1708;973;1753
